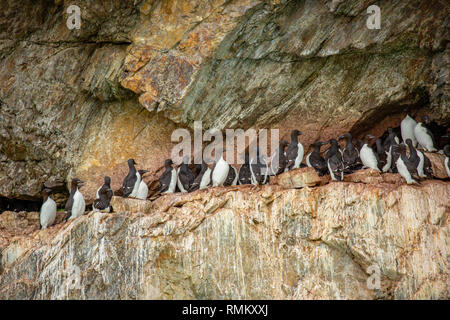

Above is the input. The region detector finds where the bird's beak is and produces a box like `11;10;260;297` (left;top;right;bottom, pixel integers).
338;135;345;140
366;135;376;139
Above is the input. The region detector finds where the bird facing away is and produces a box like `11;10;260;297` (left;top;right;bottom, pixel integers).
326;143;344;181
270;140;289;175
238;153;252;185
93;181;114;212
177;156;195;192
189;161;211;191
401;114;418;147
338;133;361;173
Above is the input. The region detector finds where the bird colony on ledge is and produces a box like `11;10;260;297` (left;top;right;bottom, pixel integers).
39;114;450;230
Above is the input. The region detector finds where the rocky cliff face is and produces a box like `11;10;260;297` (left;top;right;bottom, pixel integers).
1;0;448;202
0;174;449;299
0;0;449;300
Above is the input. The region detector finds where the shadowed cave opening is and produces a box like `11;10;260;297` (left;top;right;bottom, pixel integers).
0;197;42;214
349;91;449;148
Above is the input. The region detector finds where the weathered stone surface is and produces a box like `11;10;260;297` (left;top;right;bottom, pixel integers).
270;167;329;188
425;152;448;179
1;0;449;204
0;181;448;299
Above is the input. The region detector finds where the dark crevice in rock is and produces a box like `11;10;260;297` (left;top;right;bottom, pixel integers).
349;88;430;139
0;197;42;213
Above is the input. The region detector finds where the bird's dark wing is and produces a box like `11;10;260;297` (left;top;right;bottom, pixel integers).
188;173;203;192
159;170;172;193
238;165;251;184
179;170;193;190
223;166;236;186
285;145;298;168
329;155;344;181
122;173;137;197
65;194;74;213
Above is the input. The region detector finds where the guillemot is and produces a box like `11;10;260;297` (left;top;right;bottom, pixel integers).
338;133;361;173
359;134;380;171
401;114;418;147
65;178;85;221
414;116;437;152
269;140;289;175
40;187;56;229
395;144;419;184
136;170;150;200
211;148;229;187
285;130;304;170
238;153;252;185
306;141;328;176
177;156;195;192
93;182;113;212
189;161;211;191
122;159;141;198
325;141;344;181
159;159;177;194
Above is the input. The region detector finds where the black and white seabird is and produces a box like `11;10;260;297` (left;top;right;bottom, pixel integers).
160;159;177;194
269;140;289;175
383;127;400;152
224;165;238;186
360;134;380;171
338;133;361;172
401;114;418;147
238;154;252;185
189;161;211;191
249;147;267;185
286;130;304;170
444;145;450;178
395;144;419;184
40;187;56;229
325;139;343;162
122;159;141;198
414;116;437;152
404;139;421;178
65;178;85;221
95;176;112;200
389;138;401;173
326;142;344;181
375;138;392;173
93;182;113;212
306;141;328;176
177;156;195;192
212;149;230;187
136;170;150;200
